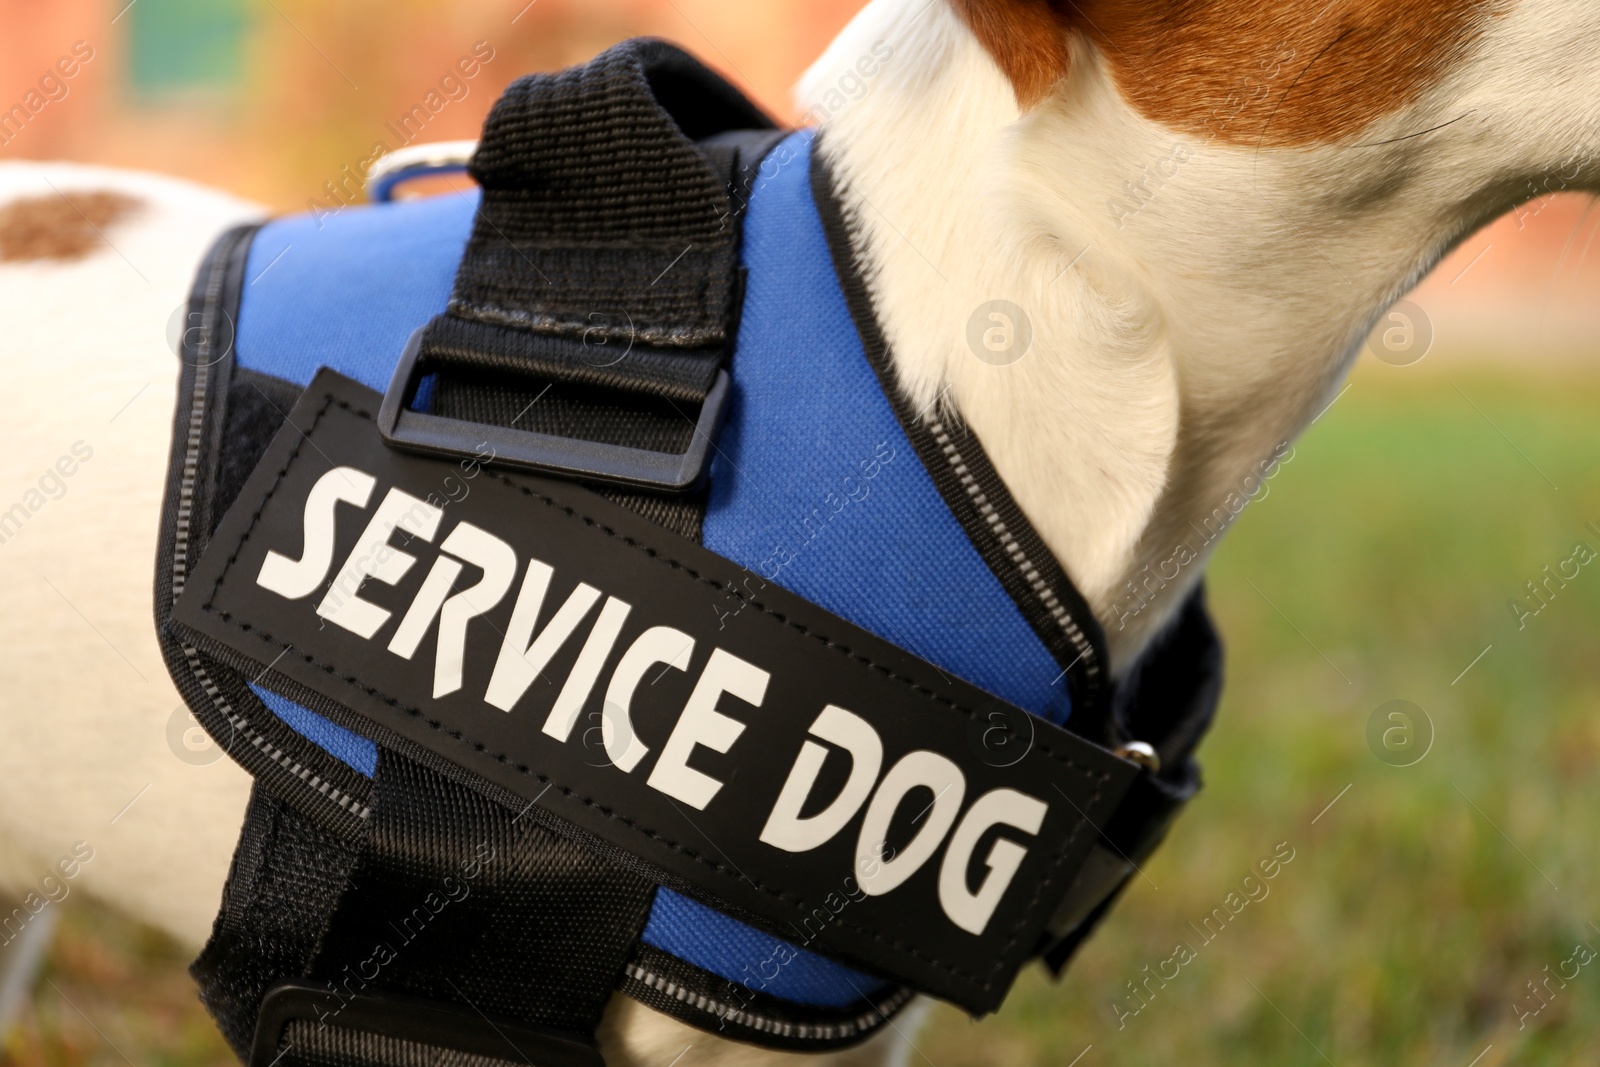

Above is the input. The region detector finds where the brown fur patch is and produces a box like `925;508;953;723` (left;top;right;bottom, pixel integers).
0;191;144;264
949;0;1076;110
950;0;1501;146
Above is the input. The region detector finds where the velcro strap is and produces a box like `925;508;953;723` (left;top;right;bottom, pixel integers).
172;369;1142;1015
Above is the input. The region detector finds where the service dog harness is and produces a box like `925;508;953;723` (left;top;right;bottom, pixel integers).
156;39;1221;1066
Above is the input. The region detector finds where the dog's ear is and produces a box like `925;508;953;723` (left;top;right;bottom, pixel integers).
947;0;1080;110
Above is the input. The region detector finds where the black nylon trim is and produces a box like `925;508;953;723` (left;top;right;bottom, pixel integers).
192;788;366;1060
308;751;656;1036
1112;588;1225;770
619;945;911;1052
420;316;723;402
409;41;779;504
154;222;375;837
275;1022;523;1067
809;142;1115;743
453;41;772;347
1040;591;1222;969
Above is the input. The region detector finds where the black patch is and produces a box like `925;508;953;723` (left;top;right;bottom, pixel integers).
171;369;1138;1014
216;369;303;527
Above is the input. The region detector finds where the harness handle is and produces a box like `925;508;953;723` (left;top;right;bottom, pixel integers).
379;39;778;496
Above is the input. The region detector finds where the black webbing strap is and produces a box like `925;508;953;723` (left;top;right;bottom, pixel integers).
198;757;651;1067
440;38;766;350
1041;589;1222;970
307;753;655;1036
193;40;787;1067
384;38;781;516
194;788;364;1057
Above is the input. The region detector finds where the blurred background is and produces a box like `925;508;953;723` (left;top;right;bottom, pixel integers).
2;1;1599;1064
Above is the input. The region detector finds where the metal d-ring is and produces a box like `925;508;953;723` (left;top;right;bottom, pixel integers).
1115;741;1162;775
366;140;479;203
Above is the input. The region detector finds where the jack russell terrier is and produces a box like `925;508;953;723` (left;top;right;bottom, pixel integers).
0;0;1588;1063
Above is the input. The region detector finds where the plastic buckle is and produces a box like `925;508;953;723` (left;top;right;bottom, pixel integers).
250;980;606;1067
379;326;731;493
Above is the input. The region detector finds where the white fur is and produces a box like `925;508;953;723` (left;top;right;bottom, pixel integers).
804;0;1600;667
0;163;260;942
4;0;1598;1061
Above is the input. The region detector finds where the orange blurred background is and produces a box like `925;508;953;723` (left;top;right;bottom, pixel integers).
1;0;1598;361
0;0;857;203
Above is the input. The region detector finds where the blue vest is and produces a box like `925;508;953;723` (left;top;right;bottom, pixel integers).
229;129;1075;1009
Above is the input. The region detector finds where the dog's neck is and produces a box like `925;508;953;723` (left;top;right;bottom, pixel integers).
803;0;1543;671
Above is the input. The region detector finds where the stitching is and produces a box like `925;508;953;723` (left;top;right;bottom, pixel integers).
450;299;727;349
202;392;337;607
485;480;1101;776
622;962;914;1042
183;643;372;820
1001;773;1097;964
168;228;370;823
213;395;1108;778
809;147;1107;714
929;420;1102;688
196;391;1114;989
207;605;1010;985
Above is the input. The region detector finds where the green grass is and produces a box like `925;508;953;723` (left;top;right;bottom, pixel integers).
2;904;234;1067
925;362;1600;1066
6;362;1600;1067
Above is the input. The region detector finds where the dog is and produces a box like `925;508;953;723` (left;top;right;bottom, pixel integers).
0;0;1591;1062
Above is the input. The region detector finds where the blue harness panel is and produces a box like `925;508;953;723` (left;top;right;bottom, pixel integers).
233;131;1070;1007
